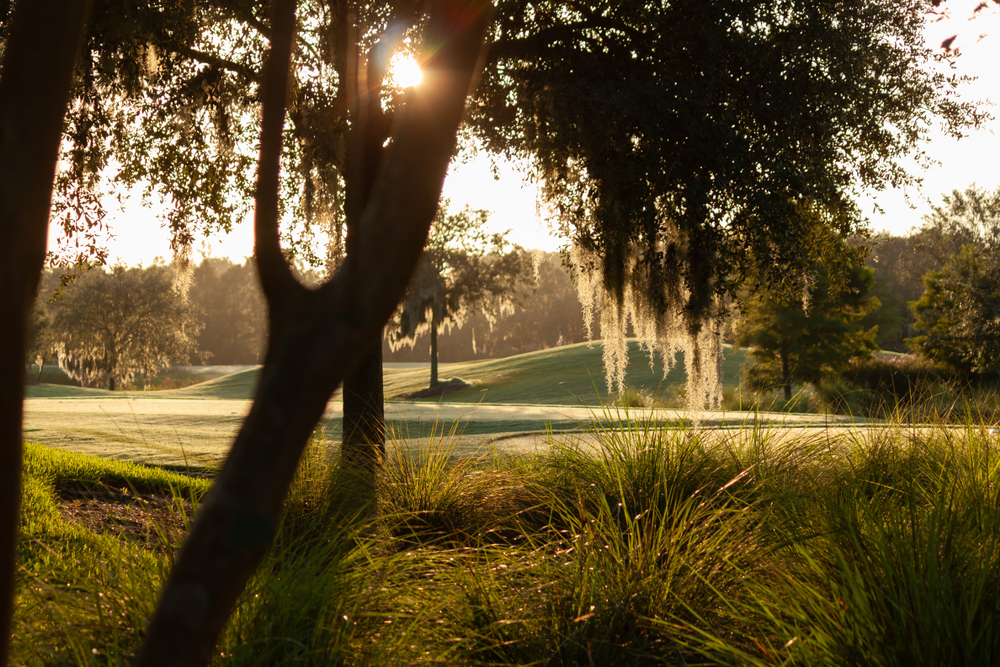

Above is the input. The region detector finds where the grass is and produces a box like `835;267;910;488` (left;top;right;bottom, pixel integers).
383;340;747;405
25;340;747;405
13;405;1000;665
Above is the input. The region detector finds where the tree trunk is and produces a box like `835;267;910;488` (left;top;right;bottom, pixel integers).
341;336;386;468
430;307;439;387
780;341;792;402
136;1;489;663
109;375;116;392
339;16;401;467
0;2;92;663
36;359;44;385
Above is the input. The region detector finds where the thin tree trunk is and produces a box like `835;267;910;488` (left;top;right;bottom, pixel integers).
137;1;490;662
0;2;92;663
37;359;44;385
780;341;792;402
339;15;399;466
430;307;439;387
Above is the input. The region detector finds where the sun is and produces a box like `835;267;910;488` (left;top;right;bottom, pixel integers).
389;53;423;89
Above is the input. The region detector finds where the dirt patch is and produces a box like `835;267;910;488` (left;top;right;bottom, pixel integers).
56;483;193;551
396;378;474;400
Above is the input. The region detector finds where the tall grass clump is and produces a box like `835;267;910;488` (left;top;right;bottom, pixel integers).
678;420;1000;666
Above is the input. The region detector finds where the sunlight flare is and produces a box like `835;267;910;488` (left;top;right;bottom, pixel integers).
389;53;423;89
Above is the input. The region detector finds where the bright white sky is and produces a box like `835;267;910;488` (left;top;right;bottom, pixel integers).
53;0;1000;267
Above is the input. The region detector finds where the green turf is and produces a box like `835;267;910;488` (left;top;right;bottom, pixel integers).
24;340;746;405
384;340;746;405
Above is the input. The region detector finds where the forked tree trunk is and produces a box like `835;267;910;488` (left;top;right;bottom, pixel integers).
0;2;93;663
136;1;490;664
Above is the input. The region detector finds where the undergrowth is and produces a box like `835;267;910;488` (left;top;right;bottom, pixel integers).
13;413;1000;665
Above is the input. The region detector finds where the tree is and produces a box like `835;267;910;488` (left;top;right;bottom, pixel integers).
389;202;535;388
1;0;427;468
48;265;201;390
909;245;1000;377
189;257;267;365
383;251;588;362
916;185;1000;259
736;265;879;402
468;0;984;406
0;0;490;664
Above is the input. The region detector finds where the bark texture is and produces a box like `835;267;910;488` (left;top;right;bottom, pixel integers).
137;0;490;663
0;2;93;663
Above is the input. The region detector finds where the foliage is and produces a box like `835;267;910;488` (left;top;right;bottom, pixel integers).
916;184;1000;258
468;0;985;404
48;265;202;390
910;244;1000;377
737;265;879;400
388;202;536;385
384;250;586;361
189;257;266;365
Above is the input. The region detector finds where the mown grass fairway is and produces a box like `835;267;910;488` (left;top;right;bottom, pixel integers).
26;340;748;404
21;341;756;467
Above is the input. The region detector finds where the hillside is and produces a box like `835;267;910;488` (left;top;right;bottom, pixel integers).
25;340;747;405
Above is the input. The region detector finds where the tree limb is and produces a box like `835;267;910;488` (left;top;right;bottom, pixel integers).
0;1;93;663
253;0;303;312
167;43;260;81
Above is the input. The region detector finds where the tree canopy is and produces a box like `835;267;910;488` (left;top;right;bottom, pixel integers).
909;245;1000;377
47;265;202;390
389;202;535;387
468;0;985;405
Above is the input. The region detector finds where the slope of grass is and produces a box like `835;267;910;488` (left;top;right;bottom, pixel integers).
25;341;745;405
385;340;747;405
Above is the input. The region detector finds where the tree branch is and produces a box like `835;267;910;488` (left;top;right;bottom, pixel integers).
253;0;302;310
0;1;93;664
168;43;260;81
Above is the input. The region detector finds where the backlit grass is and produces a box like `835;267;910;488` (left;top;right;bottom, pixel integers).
13;410;1000;665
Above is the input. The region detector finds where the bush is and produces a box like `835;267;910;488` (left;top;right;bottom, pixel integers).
842;355;958;405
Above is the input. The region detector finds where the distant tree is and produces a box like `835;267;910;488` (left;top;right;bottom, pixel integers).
860;187;1000;353
916;185;1000;258
50;265;202;390
189;258;266;365
389;203;535;387
737;265;879;401
909;245;1000;377
382;251;587;363
25;295;56;384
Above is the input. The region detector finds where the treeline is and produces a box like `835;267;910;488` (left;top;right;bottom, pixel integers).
29;252;588;387
32;184;999;393
860;185;1000;376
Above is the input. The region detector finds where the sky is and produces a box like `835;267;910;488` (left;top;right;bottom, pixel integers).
52;0;1000;266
